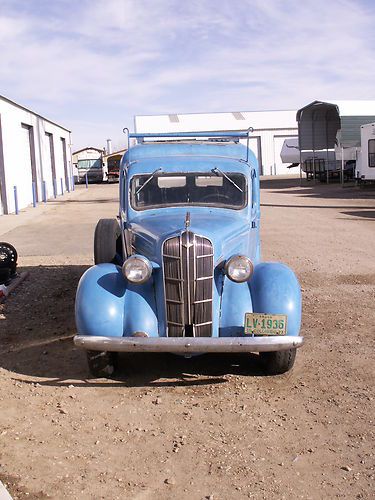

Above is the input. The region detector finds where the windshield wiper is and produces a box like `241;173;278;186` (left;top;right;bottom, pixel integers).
136;167;162;195
212;167;243;192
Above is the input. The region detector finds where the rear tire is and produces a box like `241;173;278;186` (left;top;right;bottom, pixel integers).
86;350;118;378
94;218;121;264
260;348;296;375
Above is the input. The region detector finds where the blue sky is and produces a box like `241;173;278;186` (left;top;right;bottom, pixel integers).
0;0;374;150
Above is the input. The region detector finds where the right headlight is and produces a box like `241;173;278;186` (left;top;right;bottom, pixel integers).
225;255;253;283
122;255;152;284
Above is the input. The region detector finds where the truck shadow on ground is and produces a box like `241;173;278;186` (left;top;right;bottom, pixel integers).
340;210;375;220
0;264;267;388
260;177;375;201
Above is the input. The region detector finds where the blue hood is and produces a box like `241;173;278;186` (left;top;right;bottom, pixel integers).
128;208;257;265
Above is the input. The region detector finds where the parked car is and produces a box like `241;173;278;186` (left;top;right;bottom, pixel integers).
74;131;303;377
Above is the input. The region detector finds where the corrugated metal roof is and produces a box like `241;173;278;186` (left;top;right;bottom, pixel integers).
296;100;375;149
297;101;340;150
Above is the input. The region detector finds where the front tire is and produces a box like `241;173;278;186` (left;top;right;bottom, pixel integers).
94;218;122;264
260;348;296;375
86;350;118;378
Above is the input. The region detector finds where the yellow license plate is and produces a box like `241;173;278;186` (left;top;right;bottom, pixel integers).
244;313;287;336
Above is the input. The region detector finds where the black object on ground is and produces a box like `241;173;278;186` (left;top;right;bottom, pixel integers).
0;242;18;285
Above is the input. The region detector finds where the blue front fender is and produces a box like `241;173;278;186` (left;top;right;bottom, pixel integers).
249;263;302;336
75;264;159;338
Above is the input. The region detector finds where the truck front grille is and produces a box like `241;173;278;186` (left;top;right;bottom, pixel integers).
163;231;213;337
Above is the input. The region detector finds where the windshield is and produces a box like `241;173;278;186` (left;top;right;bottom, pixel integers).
131;172;247;210
77;159;102;169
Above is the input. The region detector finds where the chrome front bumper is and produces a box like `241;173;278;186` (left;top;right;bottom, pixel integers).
74;335;304;353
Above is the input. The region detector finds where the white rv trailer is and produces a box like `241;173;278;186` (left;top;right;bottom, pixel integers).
280;138;336;177
356;122;375;181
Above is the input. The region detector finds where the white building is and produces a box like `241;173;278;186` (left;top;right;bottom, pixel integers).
0;94;72;215
134;110;298;176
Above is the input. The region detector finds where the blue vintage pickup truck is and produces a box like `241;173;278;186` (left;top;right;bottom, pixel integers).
74;131;303;376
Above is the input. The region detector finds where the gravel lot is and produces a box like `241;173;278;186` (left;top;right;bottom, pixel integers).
0;178;374;499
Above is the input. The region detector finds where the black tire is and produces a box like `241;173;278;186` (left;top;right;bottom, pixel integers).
260;348;296;375
94;218;121;264
86;350;118;378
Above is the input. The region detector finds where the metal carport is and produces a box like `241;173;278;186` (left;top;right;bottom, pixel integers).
296;100;341;183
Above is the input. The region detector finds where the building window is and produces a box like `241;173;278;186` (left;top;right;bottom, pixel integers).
168;114;179;123
232;111;245;120
369;139;375;167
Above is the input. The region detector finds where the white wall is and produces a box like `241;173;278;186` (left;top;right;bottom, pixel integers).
134;110;298;176
0;97;72;215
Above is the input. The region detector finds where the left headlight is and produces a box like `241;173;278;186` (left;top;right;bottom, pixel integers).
122;255;152;284
225;255;253;283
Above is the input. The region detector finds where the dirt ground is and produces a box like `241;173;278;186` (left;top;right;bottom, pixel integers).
0;178;374;500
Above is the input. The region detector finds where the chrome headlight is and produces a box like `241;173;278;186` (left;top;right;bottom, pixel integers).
122;255;152;284
225;255;253;283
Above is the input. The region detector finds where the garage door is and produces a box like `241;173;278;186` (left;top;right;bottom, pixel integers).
18;125;34;208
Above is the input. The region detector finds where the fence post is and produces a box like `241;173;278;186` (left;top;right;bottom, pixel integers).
32;182;37;207
60;177;64;195
71;175;75;191
42;181;47;203
13;186;19;215
85;172;88;189
53;178;57;198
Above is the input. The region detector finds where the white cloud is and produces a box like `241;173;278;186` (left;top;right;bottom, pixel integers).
0;0;374;148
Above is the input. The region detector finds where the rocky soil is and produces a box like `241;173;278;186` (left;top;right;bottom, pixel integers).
0;179;374;499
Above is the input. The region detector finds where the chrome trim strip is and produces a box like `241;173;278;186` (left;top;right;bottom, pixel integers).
74;335;304;353
179;233;185;328
186;230;192;326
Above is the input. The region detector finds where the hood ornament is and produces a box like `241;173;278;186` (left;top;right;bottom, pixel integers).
185;211;191;229
183;212;193;247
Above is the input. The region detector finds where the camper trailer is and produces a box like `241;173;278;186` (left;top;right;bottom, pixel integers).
280;138;338;179
356;123;375;182
280;138;355;181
